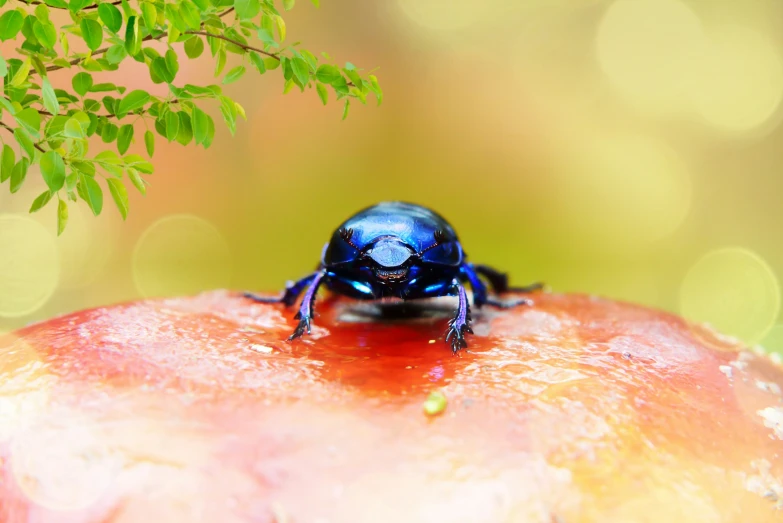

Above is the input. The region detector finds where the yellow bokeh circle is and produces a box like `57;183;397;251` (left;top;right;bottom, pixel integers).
0;214;59;318
692;26;783;133
132;214;233;298
554;134;692;251
761;325;783;356
680;247;780;344
595;0;706;112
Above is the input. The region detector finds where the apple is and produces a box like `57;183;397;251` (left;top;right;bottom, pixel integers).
1;291;781;522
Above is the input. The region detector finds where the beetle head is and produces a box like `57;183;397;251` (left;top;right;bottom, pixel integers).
365;238;415;283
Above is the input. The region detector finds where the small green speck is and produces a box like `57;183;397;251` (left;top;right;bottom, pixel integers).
423;390;447;416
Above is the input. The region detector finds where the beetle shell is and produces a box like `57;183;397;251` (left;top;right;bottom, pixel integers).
323;201;464;267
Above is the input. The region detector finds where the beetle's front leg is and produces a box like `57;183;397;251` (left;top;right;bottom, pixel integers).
445;279;473;354
243;272;319;307
289;269;328;340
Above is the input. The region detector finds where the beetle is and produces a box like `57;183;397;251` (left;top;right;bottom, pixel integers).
243;201;542;353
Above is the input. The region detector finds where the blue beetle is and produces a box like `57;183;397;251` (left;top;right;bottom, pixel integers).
244;201;542;353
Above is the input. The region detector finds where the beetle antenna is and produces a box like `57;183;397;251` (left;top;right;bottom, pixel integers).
417;230;446;257
339;228;363;252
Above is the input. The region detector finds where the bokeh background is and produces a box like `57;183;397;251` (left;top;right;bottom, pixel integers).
2;0;783;353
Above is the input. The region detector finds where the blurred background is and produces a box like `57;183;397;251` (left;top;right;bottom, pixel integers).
1;0;783;353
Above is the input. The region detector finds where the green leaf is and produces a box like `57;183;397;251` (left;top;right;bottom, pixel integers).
10;158;29;193
72;72;93;97
10;57;30;87
0;56;6;78
369;74;383;105
192;107;211;145
101;122;118;142
234;0;260;20
91;82;122;93
98;3;123;33
0;11;24;41
107;178;129;219
165;49;179;78
40;150;65;191
178;0;201;30
70;160;95;176
124;154;153;174
13;128;35;159
29;190;53;213
202;112;215;148
151;56;173;83
127;167;146;195
283;0;294;10
42;77;59;115
342;98;350;120
316;82;328;105
249;52;266;74
144;130;154;157
78;173;103;215
32;20;56;49
275;14;286;41
291;57;309;87
184;36;204;59
70;0;90;11
223;65;246;85
64;117;85;138
95;149;122;164
60;31;69;54
140;2;157;30
0;145;15;183
117;124;134;154
264;57;280;70
117;90;150;116
219;95;237;134
80;18;103;52
125;15;141;56
214;48;227;77
164;4;188;32
316;64;341;85
106;44;128;64
176;111;193;145
311;0;319;7
15;108;41;136
165;111;179;141
57;198;68;235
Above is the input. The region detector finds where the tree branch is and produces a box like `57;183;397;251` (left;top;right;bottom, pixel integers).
0;121;47;152
24;0;120;9
39;8;236;75
43;32;166;73
184;30;280;60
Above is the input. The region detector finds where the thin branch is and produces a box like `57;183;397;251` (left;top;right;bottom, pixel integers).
184;31;280;60
43;32;166;73
39;7;236;75
0;121;47;152
25;0;120;8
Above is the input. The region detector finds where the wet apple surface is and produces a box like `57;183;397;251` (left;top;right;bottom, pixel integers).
0;291;781;522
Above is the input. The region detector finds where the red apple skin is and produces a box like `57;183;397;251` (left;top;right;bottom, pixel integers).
0;290;782;522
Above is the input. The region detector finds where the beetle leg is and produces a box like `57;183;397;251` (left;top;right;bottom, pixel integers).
445;280;473;354
473;264;544;295
459;263;489;308
289;269;328;340
242;272;319;307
